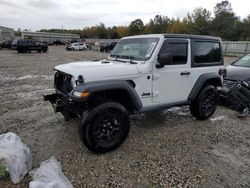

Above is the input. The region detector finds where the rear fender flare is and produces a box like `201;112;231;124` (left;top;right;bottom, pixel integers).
188;73;222;101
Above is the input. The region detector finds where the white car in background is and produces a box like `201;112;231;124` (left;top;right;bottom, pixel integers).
66;43;87;51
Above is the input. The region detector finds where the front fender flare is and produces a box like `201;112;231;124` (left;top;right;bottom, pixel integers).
71;80;143;112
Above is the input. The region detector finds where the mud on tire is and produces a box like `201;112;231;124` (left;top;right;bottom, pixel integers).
79;102;130;153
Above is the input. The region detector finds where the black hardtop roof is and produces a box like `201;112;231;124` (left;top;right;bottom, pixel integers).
164;34;221;41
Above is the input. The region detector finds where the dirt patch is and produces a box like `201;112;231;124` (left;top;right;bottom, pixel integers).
0;47;250;187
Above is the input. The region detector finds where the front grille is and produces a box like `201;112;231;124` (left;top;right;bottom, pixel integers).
54;71;73;93
223;79;237;89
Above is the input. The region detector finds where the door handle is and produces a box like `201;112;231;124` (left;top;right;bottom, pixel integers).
180;71;191;76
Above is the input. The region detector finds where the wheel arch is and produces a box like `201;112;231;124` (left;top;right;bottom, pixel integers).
188;72;222;101
74;80;142;113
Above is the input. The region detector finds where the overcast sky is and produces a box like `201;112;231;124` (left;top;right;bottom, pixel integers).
0;0;249;31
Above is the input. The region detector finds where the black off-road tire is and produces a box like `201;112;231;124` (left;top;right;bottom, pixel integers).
190;85;218;120
42;48;48;53
79;102;130;153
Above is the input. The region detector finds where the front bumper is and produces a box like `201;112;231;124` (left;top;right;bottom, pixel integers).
43;90;88;119
43;93;66;113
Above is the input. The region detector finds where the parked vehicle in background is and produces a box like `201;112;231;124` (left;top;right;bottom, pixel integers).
219;54;250;114
100;41;117;52
12;39;48;53
44;34;224;153
0;40;13;49
223;54;250;89
66;43;87;51
53;40;65;45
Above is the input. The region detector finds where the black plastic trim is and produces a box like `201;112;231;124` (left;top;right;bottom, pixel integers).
188;73;222;101
164;34;221;41
71;80;143;112
140;100;189;113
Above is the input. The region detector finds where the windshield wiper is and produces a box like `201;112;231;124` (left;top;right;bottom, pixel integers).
111;55;137;64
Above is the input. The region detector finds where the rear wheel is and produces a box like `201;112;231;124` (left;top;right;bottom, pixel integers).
190;85;218;120
79;102;130;153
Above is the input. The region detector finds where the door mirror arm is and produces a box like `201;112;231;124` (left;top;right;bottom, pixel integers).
157;53;172;68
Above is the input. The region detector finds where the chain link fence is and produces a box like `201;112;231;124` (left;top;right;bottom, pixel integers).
223;41;250;56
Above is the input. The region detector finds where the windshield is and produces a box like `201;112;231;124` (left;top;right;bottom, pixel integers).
110;37;159;61
233;54;250;67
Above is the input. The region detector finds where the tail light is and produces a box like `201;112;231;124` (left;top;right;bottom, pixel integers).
218;68;227;78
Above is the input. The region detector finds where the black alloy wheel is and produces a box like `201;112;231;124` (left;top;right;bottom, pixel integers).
190;85;218;120
200;87;218;117
93;112;124;145
80;102;130;153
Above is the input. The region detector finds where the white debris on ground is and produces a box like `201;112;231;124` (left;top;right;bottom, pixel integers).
166;107;189;116
29;156;73;188
210;116;225;122
0;132;32;184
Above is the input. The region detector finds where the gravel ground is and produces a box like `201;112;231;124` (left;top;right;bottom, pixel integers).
0;46;249;188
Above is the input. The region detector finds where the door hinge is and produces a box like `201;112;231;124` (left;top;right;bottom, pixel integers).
152;74;160;80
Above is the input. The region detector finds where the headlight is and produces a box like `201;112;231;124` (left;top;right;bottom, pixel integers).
71;76;76;88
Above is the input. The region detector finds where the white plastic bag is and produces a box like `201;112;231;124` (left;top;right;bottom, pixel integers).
29;156;73;188
0;132;32;183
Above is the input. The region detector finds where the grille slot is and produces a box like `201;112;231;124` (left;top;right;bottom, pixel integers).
54;71;73;93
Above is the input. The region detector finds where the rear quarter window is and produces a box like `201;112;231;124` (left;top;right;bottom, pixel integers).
191;40;223;67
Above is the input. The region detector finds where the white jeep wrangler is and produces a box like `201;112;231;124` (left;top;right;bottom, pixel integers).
44;34;224;153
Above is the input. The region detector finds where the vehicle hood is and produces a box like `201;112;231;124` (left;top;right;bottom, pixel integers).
54;60;140;82
225;65;250;81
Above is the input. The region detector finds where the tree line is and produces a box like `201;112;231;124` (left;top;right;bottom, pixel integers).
39;1;250;41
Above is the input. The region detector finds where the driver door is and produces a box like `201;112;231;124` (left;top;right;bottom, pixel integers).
152;39;193;103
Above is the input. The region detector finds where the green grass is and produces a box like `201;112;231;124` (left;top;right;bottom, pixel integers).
0;161;6;177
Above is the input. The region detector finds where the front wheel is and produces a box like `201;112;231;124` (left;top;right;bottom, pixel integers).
79;102;130;153
190;85;218;120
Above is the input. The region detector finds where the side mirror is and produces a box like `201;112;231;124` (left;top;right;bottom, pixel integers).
156;53;172;68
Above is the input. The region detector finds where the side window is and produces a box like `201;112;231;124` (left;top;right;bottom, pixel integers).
192;41;221;64
160;41;188;65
